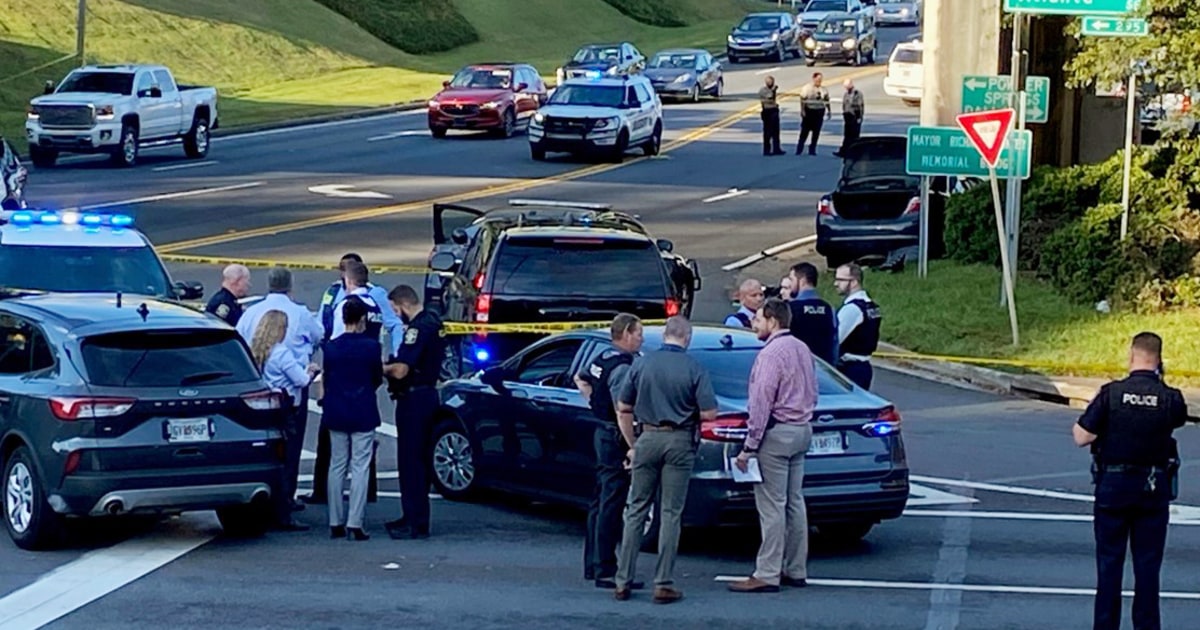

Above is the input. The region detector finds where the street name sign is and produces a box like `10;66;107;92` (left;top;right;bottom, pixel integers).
905;127;1032;179
1004;0;1140;16
1080;16;1148;36
962;75;1051;124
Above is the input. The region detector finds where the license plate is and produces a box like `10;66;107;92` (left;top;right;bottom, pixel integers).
808;432;844;456
165;418;211;443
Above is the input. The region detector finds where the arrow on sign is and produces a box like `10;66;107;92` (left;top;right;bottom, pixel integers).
956;108;1016;167
964;77;988;91
1026;104;1045;120
308;184;392;199
1088;19;1111;30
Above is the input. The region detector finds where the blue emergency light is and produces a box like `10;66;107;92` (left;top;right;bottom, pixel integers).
474;347;491;363
584;70;603;79
8;210;134;228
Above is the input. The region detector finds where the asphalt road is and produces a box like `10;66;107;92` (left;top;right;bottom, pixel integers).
14;24;1200;630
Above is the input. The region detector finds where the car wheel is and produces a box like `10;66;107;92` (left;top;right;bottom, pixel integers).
690;84;700;103
496;108;516;139
728;55;739;64
609;130;629;163
774;43;786;62
28;146;57;168
642;121;662;157
818;521;874;544
430;420;477;501
854;50;863;67
4;446;64;550
713;78;724;99
183;115;210;158
216;495;274;538
111;123;138;167
430;126;448;139
805;58;816;67
530;144;547;161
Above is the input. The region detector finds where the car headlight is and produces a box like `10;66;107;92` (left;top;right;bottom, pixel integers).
428;100;440;109
606;66;619;75
592;116;620;130
533;113;545;124
673;73;692;84
482;101;500;109
900;7;909;15
877;7;884;14
727;34;736;44
555;67;564;83
805;38;816;49
842;38;857;50
26;105;38;120
96;105;115;120
771;32;780;41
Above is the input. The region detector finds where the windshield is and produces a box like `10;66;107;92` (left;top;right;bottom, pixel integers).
892;48;922;64
57;71;134;95
547;84;624;107
806;0;845;12
448;67;512;89
81;329;260;388
490;238;668;297
0;244;172;296
737;16;781;31
818;19;857;35
573;46;620;64
692;349;852;399
649;53;699;69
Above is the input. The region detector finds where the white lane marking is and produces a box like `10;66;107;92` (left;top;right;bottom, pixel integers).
210;110;425;144
702;188;749;203
711;576;1200;599
0;512;218;629
75;181;264;211
903;509;1200;526
367;130;429;142
907;483;978;507
300;471;399;482
306;399;397;438
923;488;974;630
754;67;782;75
307;184;393;199
721;235;817;271
151;160;218;172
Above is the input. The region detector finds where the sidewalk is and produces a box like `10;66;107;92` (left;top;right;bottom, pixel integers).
875;342;1200;420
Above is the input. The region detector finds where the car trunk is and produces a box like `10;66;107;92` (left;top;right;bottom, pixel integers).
832;137;919;220
830;186;918;221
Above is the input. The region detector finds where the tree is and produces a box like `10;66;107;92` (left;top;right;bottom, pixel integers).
1065;1;1197;93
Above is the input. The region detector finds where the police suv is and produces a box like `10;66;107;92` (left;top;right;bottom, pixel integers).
0;209;203;300
528;74;663;163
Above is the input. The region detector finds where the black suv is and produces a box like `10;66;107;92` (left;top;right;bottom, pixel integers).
0;293;288;550
425;199;701;375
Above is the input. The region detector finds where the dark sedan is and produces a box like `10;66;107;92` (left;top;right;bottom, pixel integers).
427;325;909;543
726;12;803;63
556;42;645;84
644;49;723;102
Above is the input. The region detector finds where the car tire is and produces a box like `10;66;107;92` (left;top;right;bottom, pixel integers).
3;446;64;551
183;115;210;158
111;123;139;167
495;108;516;139
690;84;700;103
216;496;274;538
728;55;739;64
430;126;448;139
805;58;816;67
713;78;724;99
642;122;662;157
774;43;786;62
530;144;547;161
28;146;57;168
608;130;629;163
854;50;863;67
429;419;478;501
818;521;874;544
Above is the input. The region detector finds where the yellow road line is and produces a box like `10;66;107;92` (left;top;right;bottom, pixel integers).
158;66;884;254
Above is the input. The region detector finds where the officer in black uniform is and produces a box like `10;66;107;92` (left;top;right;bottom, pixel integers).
204;264;250;326
1074;332;1190;630
833;263;881;389
786;262;837;365
383;284;446;540
574;313;645;589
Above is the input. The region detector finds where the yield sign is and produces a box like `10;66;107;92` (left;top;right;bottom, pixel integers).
955;108;1016;168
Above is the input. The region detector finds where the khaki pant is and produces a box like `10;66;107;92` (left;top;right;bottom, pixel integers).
753;422;813;584
615;430;696;588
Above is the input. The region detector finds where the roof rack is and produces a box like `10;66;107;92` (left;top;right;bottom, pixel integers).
507;199;613;211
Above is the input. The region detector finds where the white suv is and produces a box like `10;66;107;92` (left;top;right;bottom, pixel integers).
528;75;663;163
883;38;923;106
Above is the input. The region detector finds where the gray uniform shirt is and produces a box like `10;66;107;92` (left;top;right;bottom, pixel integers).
799;83;831;115
843;88;865;118
619;344;717;427
758;85;780;110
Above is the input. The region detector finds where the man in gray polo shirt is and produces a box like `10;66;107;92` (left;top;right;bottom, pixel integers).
612;316;718;604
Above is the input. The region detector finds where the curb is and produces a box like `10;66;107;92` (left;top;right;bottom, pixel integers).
875;342;1200;420
210;100;427;138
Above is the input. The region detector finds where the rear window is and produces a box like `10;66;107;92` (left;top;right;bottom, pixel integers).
81;329;259;388
692;349;852;398
892;49;922;64
490;237;668;297
0;244;172;297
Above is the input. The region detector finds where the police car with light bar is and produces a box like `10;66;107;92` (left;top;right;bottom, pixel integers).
528;74;663;162
0;209;203;300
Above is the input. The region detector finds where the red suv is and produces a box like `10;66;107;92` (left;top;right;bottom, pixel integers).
428;64;547;138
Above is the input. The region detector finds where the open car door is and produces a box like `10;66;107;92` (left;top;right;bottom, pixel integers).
433;203;485;245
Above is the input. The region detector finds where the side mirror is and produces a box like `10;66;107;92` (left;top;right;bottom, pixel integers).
688;260;702;291
148;86;163;99
450;227;469;245
442;80;451;89
479;366;509;394
516;82;529;92
42;80;54;95
429;251;458;272
174;280;204;301
656;238;674;253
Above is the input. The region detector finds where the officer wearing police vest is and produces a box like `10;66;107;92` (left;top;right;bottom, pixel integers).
384;284;446;540
833;263;880;390
574;313;645;590
786;262;837;365
319;253;403;350
1074;332;1190;630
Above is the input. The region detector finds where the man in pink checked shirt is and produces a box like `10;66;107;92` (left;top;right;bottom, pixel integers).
728;298;818;593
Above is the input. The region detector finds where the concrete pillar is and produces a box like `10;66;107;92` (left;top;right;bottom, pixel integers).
920;0;1002;126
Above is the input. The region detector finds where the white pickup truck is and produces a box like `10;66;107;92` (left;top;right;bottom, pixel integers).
26;64;218;168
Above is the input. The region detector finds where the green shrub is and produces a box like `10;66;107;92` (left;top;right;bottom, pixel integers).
600;0;689;27
314;0;479;54
1037;203;1129;305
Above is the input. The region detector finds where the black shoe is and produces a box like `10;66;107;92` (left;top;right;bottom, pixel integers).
772;150;786;155
596;579;644;590
387;525;430;540
809;148;817;155
781;577;808;588
384;518;408;531
330;526;346;539
348;527;370;541
291;501;306;512
300;494;326;505
272;520;310;532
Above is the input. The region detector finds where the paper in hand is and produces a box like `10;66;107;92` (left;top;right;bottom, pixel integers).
730;456;763;483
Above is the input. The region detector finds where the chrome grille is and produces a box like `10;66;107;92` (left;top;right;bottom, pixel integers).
37;105;94;128
543;117;592;135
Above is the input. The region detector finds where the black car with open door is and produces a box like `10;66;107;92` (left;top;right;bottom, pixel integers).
423;199;701;377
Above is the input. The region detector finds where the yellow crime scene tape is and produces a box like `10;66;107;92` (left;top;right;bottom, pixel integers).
158;253;430;275
441;319;668;335
875;351;1200;379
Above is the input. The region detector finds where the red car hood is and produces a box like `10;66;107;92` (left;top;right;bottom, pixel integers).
433;88;510;104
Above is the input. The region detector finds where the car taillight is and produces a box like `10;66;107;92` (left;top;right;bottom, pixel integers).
49;397;135;420
472;271;486;290
903;197;921;216
665;298;681;317
241;389;284;411
64;451;82;475
818;198;837;217
475;293;491;322
700;412;749;442
861;406;902;437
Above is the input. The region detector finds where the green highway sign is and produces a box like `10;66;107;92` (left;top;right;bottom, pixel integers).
1004;0;1140;16
906;126;1033;179
961;75;1051;124
1080;15;1148;36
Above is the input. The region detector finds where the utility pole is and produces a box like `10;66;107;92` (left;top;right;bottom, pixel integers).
76;0;87;67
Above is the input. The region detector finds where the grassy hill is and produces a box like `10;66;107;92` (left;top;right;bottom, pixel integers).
0;0;765;144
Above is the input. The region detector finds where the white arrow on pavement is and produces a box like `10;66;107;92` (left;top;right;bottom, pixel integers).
908;483;980;507
964;78;988;91
307;184;392;199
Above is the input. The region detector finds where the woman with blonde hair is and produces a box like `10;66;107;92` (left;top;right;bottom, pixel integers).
251;310;317;407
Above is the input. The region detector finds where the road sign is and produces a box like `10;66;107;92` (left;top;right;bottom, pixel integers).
1003;0;1140;16
1080;16;1148;36
905;126;1032;179
957;109;1016;167
962;75;1051;124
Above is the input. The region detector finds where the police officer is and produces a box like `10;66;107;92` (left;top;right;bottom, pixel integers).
758;75;785;156
833;263;880;390
574;313;645;590
1074;332;1190;630
205;264;250;326
319;253;403;351
786;262;837;365
796;72;831;156
383;284;445;540
725;279;765;328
